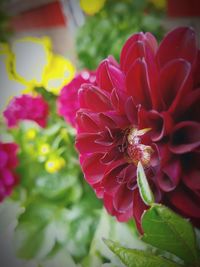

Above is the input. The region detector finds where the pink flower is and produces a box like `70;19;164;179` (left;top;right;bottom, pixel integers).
0;142;19;202
75;27;200;233
57;70;96;127
3;94;49;128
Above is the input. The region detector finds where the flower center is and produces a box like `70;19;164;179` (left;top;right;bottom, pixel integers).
126;127;153;167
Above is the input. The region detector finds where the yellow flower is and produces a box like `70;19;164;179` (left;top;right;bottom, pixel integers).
25;128;37;140
8;37;75;95
45;157;65;173
149;0;166;10
80;0;106;15
39;143;50;156
42;54;75;95
0;43;25;112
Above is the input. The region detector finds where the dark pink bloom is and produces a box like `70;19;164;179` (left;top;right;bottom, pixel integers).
0;142;19;202
75;27;200;233
3;94;49;128
57;70;96;127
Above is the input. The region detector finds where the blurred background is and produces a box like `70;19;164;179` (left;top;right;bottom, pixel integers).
0;1;200;267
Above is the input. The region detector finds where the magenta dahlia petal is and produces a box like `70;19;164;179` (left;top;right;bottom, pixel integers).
138;108;174;142
125;97;138;125
179;89;200;122
156;27;198;68
126;58;152;109
76;110;100;133
170;121;200;154
104;192;132;222
76;133;108;154
169;188;200;219
113;183;133;212
158;59;192;113
79;85;112;112
0;142;19;202
111;88;127;114
157;160;181;192
96;59;125;92
81;153;105;185
120;32;158;72
75;27;200;232
4;94;49;128
183;169;200;190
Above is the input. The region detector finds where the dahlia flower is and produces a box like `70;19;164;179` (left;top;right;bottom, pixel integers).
3;94;49;128
76;27;200;232
0;142;19;202
57;70;96;127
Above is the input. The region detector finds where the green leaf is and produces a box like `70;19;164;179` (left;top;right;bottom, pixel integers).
14;202;68;260
142;204;200;266
137;162;154;205
35;172;82;203
104;239;182;267
41;246;77;267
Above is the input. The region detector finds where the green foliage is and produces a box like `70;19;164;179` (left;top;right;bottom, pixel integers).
0;0;12;42
76;0;165;70
104;239;182;267
142;204;200;266
105;204;200;267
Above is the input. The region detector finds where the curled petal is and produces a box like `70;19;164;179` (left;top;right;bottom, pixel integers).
113;183;133;212
121;32;158;72
102;160;128;194
126;58;152;109
125;97;138;125
158;59;192;112
101;146;122;164
97;59;125;92
81;153;105;185
111;88;127;114
170;121;200;154
157;160;181;192
138;108;174;142
79;84;112;112
76;133;107;153
104;192;132;222
116;164;136;185
99;111;129;129
156;27;198;68
76;110;100;133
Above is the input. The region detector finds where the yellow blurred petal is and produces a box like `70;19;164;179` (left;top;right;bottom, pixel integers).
25;128;37;140
150;0;166;10
0;48;25;113
0;43;10;54
42;55;75;95
39;143;51;156
80;0;106;15
11;36;52;87
45;157;65;173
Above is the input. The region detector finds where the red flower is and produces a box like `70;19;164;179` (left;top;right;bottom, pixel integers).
3;94;49;128
75;27;200;233
57;70;96;127
0;142;19;202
